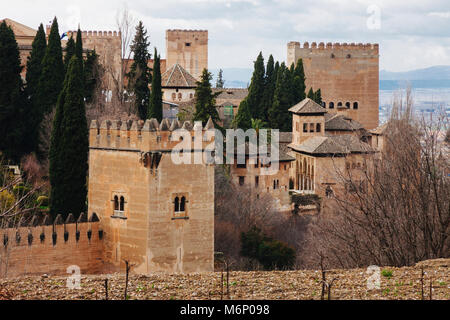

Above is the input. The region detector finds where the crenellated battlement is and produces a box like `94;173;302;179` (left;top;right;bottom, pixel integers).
167;29;208;33
89;118;215;152
67;30;121;38
288;41;378;52
0;213;104;277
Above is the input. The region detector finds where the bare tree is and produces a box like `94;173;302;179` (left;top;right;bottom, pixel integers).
214;166;309;269
107;4;136;115
304;91;450;268
0;158;44;227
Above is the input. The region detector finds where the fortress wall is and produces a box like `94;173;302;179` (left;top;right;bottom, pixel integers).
0;215;104;278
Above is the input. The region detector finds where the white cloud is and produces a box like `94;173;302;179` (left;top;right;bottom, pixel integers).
2;0;450;71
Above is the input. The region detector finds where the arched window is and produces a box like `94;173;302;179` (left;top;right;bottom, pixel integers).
345;102;351;108
273;180;276;190
119;196;125;211
114;196;119;211
337;102;343;108
171;92;176;100
180;197;186;212
178;93;182;100
189;93;193;99
316;123;321;132
353;102;358;109
321;102;326;108
329;102;334;109
174;197;180;212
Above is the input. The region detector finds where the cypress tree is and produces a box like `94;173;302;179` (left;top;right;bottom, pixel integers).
268;63;291;131
36;17;64;116
246;52;265;119
307;87;315;100
216;69;225;88
233;98;252;130
193;68;220;126
314;89;322;105
49;56;88;219
128;21;151;119
148;48;163;121
0;21;32;161
291;58;306;104
26;23;46;101
75;28;84;91
259;54;275;122
64;36;75;72
25;23;47;153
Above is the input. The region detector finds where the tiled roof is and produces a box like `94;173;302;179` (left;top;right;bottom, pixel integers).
325;114;364;131
161;63;197;88
279;132;292;143
289;134;375;155
289;98;327;114
212;88;248;100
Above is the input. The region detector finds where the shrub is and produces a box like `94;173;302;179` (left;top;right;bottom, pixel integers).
12;184;30;197
241;227;296;270
36;195;49;207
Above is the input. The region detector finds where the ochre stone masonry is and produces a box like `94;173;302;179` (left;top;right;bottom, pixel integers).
287;42;379;129
166;29;208;80
88;119;215;274
0;214;104;278
65;29;122;90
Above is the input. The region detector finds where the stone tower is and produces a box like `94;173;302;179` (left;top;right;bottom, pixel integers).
88;118;215;274
64;29;122;91
166;29;208;80
287;41;379;130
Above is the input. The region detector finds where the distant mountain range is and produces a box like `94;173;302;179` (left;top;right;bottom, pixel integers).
210;66;450;89
380;66;450;80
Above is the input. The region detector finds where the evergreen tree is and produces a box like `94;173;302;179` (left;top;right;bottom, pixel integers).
128;21;151;119
193;68;220;126
307;87;315;100
49;56;88;219
0;21;32;161
314;89;322;105
259;54;275;122
26;23;46;101
216;69;225;88
291;58;306;104
75;27;84;91
233;98;252;130
83;49;100;104
148;48;162;121
64;36;75;72
25;23;47;153
36;17;64;116
246;52;265;119
267;63;292;131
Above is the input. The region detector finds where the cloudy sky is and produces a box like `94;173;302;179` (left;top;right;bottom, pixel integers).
2;0;450;71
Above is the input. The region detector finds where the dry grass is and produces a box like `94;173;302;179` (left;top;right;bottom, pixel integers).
0;260;448;300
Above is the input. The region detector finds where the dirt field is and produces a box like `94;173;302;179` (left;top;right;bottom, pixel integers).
0;259;448;300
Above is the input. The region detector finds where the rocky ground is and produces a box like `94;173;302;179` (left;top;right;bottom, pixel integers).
0;259;448;300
